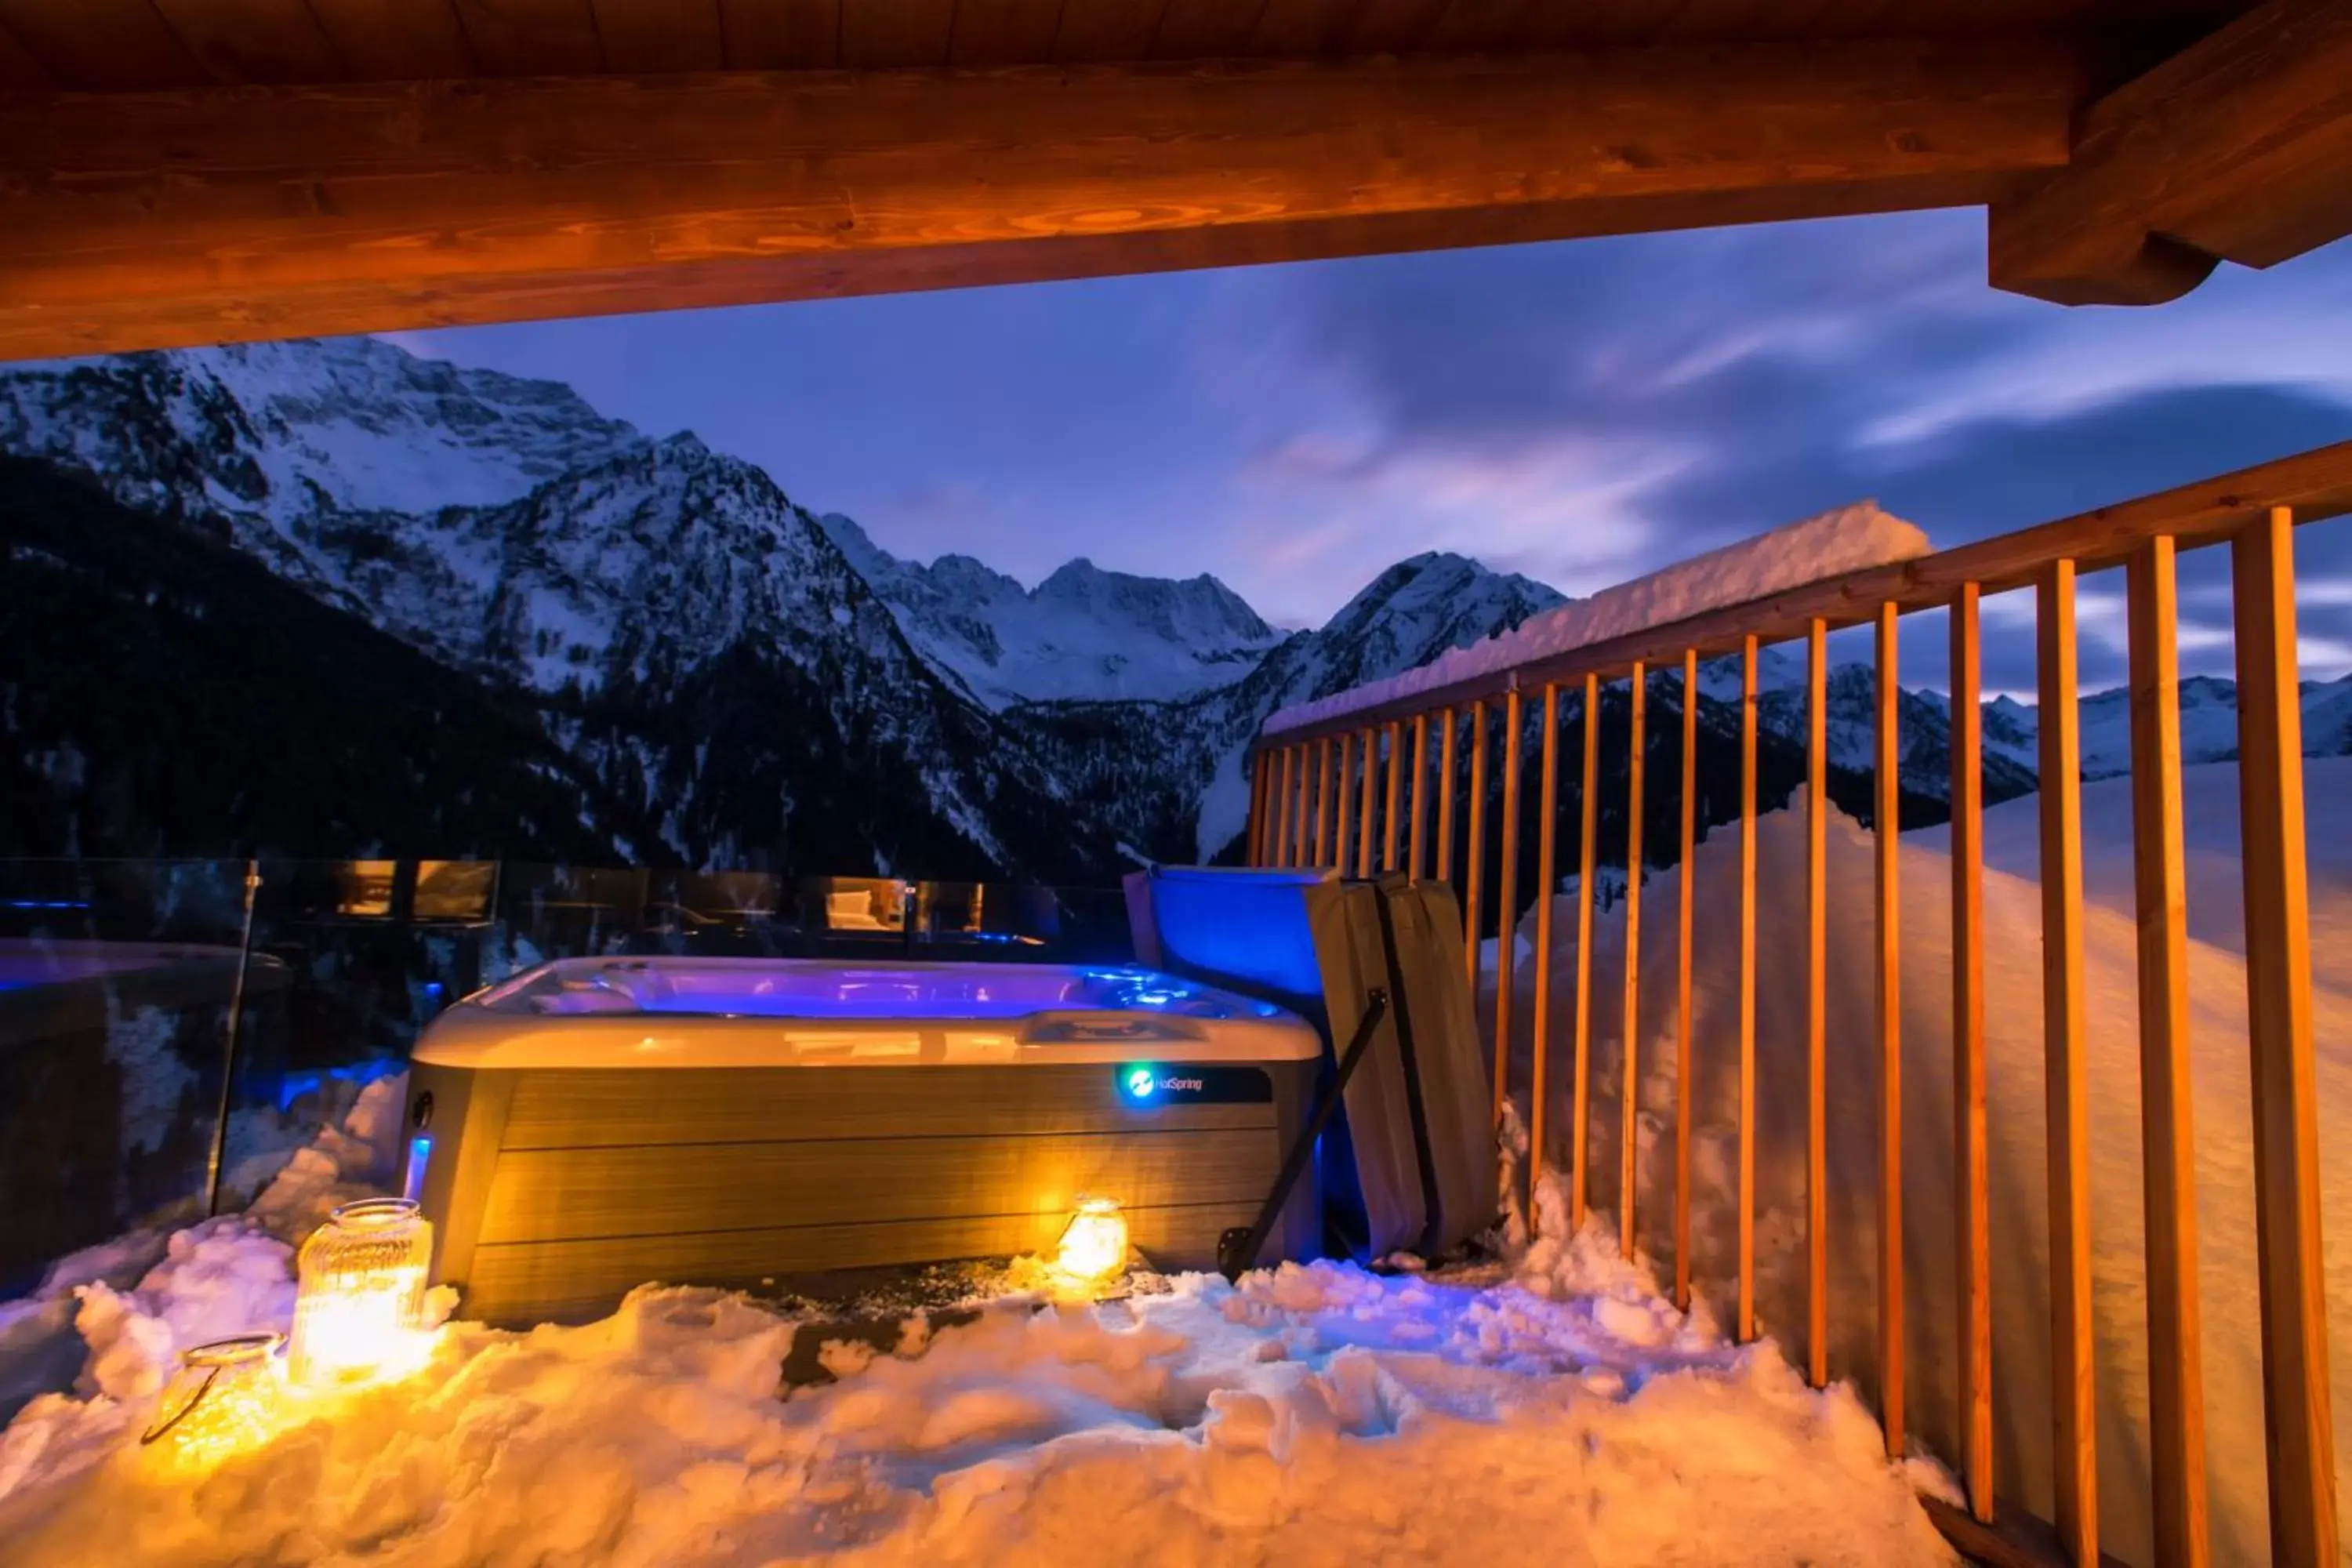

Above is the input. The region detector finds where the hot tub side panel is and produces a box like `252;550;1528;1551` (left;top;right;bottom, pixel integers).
408;1059;1317;1325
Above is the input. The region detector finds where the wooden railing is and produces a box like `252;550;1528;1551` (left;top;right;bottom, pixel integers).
1243;441;2352;1568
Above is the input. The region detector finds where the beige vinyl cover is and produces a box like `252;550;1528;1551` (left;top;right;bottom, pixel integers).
1302;880;1428;1258
1376;877;1501;1254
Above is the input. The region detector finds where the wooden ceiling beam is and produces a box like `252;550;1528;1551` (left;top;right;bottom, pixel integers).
0;38;2082;361
593;0;727;74
1988;0;2352;304
0;0;205;90
307;0;477;81
716;0;838;70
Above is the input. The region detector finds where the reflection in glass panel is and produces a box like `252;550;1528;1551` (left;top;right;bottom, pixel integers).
336;860;397;917
813;877;907;934
412;862;496;923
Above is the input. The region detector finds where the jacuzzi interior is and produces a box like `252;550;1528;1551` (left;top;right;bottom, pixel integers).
406;868;1499;1324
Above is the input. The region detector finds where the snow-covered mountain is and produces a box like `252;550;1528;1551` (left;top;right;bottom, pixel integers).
1008;553;1571;862
0;341;1146;877
818;513;1283;707
0;339;641;599
2005;673;2352;779
0;336;1563;876
1858;669;2352;797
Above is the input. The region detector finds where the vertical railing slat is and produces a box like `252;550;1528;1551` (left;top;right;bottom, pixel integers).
1437;706;1459;884
1410;713;1431;882
1271;746;1284;868
1738;634;1759;1343
1496;688;1525;1125
1247;750;1266;865
1316;736;1336;867
1345;733;1364;879
1296;742;1314;868
1357;727;1377;879
1532;684;1561;1196
1300;739;1316;867
1951;584;1994;1522
1573;673;1600;1233
1675;648;1699;1311
1621;662;1646;1259
1277;743;1294;868
1806;616;1829;1389
1466;702;1490;1000
1276;745;1296;867
2129;535;2211;1568
2233;504;2339;1568
2040;558;2097;1566
1270;747;1289;869
1875;601;1905;1458
1374;719;1392;869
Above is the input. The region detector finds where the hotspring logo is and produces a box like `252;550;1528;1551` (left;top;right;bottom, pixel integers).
1120;1066;1204;1100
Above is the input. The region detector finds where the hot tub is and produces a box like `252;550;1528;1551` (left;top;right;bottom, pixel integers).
405;958;1325;1324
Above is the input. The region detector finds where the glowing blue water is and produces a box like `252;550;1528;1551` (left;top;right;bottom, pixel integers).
513;962;1276;1022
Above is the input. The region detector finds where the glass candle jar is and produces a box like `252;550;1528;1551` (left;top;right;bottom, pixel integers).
141;1333;286;1472
287;1196;434;1389
1053;1195;1131;1287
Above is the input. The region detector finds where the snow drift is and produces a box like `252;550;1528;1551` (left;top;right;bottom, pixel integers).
0;1081;1955;1565
1503;757;2352;1567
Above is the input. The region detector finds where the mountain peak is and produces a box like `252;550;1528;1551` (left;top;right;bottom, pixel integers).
0;334;644;538
1319;551;1565;654
818;523;1284;709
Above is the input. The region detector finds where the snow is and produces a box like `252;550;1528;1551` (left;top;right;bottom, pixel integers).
0;1091;1960;1565
1961;674;2269;781
100;1007;194;1165
0;337;641;530
1501;757;2352;1568
1265;502;1928;737
818;514;1287;711
1908;754;2352;967
1193;743;1254;863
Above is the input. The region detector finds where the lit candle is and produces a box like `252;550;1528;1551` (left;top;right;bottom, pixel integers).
1053;1195;1131;1287
141;1334;286;1472
288;1197;434;1388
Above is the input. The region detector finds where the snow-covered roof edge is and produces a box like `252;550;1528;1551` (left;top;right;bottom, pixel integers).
1261;500;1931;737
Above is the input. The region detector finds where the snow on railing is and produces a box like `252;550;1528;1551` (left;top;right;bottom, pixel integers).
1261;500;1930;739
1243;440;2352;1568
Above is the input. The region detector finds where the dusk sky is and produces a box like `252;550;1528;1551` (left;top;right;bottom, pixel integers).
394;208;2352;694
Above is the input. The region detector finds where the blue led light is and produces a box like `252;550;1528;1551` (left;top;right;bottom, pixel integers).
1122;1065;1158;1101
402;1134;433;1204
274;1069;325;1113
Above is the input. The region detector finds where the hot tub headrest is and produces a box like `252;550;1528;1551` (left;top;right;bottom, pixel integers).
1123;866;1333;1007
